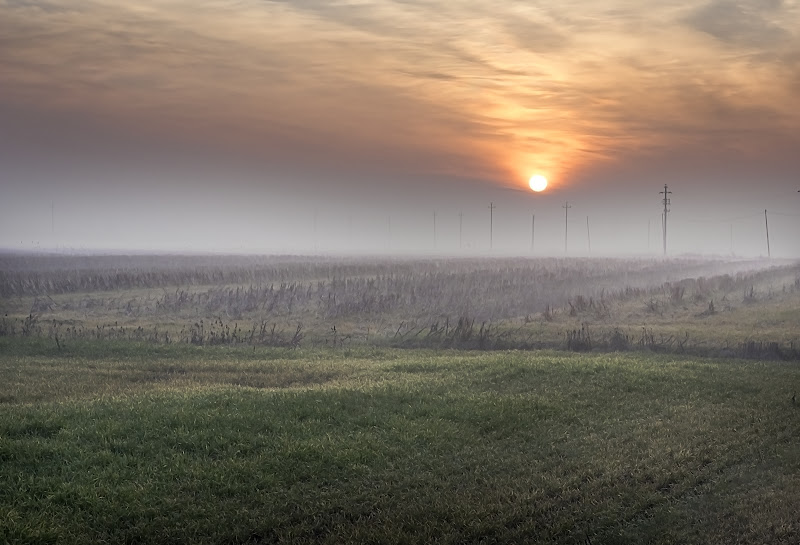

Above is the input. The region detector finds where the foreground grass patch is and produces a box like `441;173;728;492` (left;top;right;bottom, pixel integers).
1;340;798;544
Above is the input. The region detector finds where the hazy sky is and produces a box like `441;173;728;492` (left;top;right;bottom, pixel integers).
1;0;799;255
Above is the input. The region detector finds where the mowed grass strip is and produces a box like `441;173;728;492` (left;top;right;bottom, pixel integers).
0;338;380;405
1;339;798;544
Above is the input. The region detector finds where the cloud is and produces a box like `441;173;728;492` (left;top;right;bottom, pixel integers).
684;0;793;48
1;0;799;194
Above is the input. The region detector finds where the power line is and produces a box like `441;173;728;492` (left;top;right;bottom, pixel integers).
768;211;800;217
675;210;800;223
676;213;761;224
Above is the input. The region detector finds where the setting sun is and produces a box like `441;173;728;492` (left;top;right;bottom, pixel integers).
529;175;548;192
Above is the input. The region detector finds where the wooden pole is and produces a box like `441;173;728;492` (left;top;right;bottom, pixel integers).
765;209;771;257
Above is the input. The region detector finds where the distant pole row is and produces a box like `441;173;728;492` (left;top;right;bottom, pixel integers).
326;186;788;255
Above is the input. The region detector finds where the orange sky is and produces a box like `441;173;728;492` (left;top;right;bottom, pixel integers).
1;1;799;254
3;0;798;189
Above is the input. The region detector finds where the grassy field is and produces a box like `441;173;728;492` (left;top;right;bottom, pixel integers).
1;338;799;544
1;254;799;543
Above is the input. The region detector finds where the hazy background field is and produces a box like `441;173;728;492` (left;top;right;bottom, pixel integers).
2;253;798;358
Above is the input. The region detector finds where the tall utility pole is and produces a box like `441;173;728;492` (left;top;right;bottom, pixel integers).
563;201;571;254
765;209;771;258
530;214;535;252
586;216;591;253
488;202;496;250
659;184;671;255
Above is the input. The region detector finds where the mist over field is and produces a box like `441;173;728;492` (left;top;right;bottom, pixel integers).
1;1;799;256
2;182;798;257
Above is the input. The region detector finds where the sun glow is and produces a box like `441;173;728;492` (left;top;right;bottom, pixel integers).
529;174;548;192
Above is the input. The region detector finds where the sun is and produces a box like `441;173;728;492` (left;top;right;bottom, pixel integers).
529;174;548;192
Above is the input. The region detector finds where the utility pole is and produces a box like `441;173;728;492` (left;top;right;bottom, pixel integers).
563;201;571;254
659;184;671;255
647;219;651;253
530;214;535;252
586;216;591;253
765;209;771;258
488;202;496;250
51;202;54;237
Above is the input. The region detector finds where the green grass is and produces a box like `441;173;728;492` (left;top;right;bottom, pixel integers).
2;338;798;544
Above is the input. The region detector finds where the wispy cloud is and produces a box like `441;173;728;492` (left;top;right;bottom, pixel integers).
1;0;798;190
684;0;792;48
